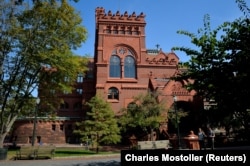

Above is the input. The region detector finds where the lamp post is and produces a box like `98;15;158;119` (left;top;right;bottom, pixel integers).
173;95;181;149
31;98;40;146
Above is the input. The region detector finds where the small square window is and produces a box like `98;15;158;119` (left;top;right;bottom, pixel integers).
68;124;72;130
119;30;125;34
76;88;83;95
126;31;132;35
60;124;64;131
77;73;84;83
63;90;69;94
64;76;70;82
133;31;139;35
52;124;56;131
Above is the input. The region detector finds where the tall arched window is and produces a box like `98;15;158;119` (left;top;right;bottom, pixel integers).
108;87;119;100
109;55;121;77
124;56;136;78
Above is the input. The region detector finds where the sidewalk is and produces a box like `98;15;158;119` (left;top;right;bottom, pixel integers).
214;146;250;150
1;154;121;166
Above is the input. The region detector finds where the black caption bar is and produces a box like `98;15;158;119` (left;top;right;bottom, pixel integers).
121;149;249;166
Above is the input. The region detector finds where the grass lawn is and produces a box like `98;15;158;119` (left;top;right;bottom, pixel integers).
6;146;120;160
55;147;119;157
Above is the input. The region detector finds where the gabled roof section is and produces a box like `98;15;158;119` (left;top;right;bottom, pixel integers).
145;50;179;66
149;77;171;91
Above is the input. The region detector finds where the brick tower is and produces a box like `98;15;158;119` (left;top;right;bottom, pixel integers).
93;7;182;114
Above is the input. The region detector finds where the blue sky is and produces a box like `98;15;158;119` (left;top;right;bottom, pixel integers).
71;0;245;62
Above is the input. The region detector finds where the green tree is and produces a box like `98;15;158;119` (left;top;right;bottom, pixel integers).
172;0;250;139
0;0;88;147
167;107;188;129
119;92;166;141
74;95;121;153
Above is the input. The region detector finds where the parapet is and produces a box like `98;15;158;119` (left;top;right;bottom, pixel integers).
95;7;145;23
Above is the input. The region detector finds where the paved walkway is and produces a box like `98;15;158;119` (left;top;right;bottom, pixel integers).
1;154;121;166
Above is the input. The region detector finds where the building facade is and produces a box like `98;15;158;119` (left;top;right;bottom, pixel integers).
11;7;201;144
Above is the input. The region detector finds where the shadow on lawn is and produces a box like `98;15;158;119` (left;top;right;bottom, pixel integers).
56;150;96;155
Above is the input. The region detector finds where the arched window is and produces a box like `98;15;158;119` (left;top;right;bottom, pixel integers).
109;55;121;77
109;47;136;79
124;56;136;78
108;87;119;100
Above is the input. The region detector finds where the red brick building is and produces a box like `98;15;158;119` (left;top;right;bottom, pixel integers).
11;7;201;144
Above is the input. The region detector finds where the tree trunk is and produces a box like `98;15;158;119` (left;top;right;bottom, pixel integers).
0;115;17;148
150;128;154;141
0;133;7;148
244;123;250;142
225;126;230;137
96;146;99;154
96;133;99;153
